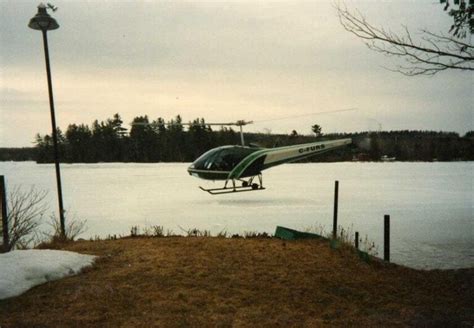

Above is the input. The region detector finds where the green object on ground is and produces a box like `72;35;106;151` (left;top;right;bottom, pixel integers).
274;226;328;241
330;239;340;249
357;250;371;263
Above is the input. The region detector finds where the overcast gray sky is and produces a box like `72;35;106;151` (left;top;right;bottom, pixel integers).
1;0;472;147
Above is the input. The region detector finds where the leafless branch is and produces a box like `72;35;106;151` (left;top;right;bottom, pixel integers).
335;2;474;76
44;213;87;242
1;186;48;250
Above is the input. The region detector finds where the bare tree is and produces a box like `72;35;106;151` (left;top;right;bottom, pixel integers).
335;2;474;76
1;187;48;250
44;213;87;242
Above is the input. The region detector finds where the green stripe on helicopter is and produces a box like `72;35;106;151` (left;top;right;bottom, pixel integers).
229;139;351;179
228;148;268;179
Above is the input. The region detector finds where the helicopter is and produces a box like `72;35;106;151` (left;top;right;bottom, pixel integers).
188;138;351;194
131;110;356;195
186;120;351;194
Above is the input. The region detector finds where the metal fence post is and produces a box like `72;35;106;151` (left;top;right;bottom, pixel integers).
384;215;390;262
332;180;339;239
1;176;9;252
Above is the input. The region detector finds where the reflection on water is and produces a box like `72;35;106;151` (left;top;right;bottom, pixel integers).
0;161;472;270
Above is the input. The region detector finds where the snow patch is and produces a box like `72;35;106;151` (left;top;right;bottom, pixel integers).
0;249;96;300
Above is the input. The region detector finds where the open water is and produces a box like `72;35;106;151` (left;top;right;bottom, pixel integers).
0;161;472;270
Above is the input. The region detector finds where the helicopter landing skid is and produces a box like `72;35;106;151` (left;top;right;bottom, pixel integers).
199;175;265;195
199;185;265;195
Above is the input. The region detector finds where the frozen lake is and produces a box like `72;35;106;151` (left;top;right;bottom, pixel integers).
1;161;472;270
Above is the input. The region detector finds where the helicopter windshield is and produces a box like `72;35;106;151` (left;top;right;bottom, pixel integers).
191;146;259;171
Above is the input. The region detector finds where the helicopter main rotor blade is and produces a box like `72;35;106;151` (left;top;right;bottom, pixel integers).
252;108;357;124
130;121;253;127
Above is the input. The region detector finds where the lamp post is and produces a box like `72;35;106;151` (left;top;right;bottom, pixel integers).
29;3;65;237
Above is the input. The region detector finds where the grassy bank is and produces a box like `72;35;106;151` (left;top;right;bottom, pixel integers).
0;237;472;327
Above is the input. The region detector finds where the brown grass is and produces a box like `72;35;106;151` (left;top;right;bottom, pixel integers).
0;237;472;327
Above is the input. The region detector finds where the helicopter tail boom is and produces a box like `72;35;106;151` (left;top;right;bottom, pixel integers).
229;138;351;180
264;138;351;166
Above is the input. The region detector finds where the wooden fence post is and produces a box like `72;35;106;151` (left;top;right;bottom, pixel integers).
332;180;339;239
384;214;390;262
355;231;359;250
1;176;9;253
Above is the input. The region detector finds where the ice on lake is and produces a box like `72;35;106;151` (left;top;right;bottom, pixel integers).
1;161;472;270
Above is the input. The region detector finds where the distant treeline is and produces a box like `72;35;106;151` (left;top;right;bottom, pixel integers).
0;147;38;161
1;113;473;163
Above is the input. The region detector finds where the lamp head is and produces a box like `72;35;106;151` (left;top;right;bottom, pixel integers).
28;3;59;31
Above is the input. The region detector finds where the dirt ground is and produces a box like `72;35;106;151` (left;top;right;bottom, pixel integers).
0;237;472;327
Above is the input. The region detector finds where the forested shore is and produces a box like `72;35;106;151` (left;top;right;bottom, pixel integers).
1;114;472;163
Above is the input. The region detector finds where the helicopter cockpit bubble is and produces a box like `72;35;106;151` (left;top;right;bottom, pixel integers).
187;146;260;180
